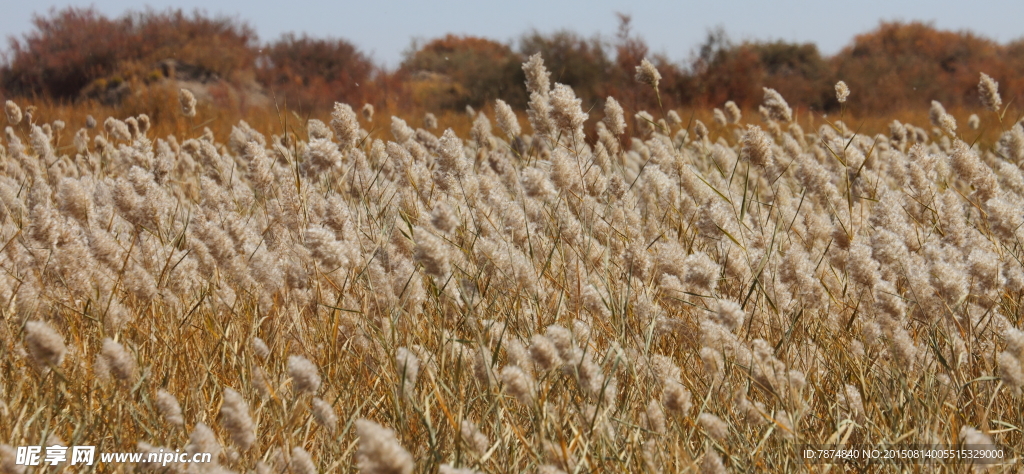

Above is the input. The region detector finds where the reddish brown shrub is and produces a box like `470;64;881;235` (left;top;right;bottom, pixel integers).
399;35;525;110
1;7;257;100
256;34;377;112
831;21;1024;113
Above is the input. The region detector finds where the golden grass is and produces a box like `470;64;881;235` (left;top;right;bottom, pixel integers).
0;74;1022;474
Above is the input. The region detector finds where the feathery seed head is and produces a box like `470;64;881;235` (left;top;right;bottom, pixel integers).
694;120;709;142
700;347;724;380
713;108;727;126
437;128;467;177
958;426;994;448
978;73;1002;112
835;81;850;103
355;419;414;474
73;128;90;153
252;366;271;401
252;337;270;361
470;112;492;145
124;117;139;139
431;203;459;234
635;58;661;89
414;231;451;280
549;83;588;138
186;422;221;460
307;119;333;140
24;320;67;369
523;53;551;96
500;365;535;405
1004;326;1024;360
544;325;578;363
311;397;338;432
662;380;692;413
104;118;131;142
762;88;792;123
930;101;956;134
288;355;321;394
1;444;25;474
997;351;1024;392
529;334;563;372
331;102;360;149
460;419;490;455
890;120;907;145
950;139;998;201
666;109;682;127
741;125;774;168
495;99;521;138
712;299;745;332
100;338;136;382
220;387;255;450
998;124;1024;164
179;89;197;118
683;252;720;294
527;91;554;139
645;399;666;433
724;101;741;124
701;450;727;474
837;384;865;421
650;354;682;383
156;389;184;427
698;413;728;441
395;347;421;390
290;447;317;474
5;101;22;125
137;114;150;134
302;138;343;175
391;116;414;143
967;114;980;130
603;97;626;135
424;112;438;130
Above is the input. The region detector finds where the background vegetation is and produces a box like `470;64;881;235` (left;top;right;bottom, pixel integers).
3;8;1024;131
1;7;1023;474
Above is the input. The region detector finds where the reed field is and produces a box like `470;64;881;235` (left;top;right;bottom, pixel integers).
1;52;1024;473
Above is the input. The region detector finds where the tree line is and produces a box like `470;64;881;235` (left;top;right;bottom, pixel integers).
3;8;1023;118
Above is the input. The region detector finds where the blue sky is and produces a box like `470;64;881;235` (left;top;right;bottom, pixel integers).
2;0;1023;67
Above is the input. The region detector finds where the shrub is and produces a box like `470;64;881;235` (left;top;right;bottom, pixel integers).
1;7;257;99
692;35;832;111
832;21;1017;112
400;35;525;110
256;34;376;111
